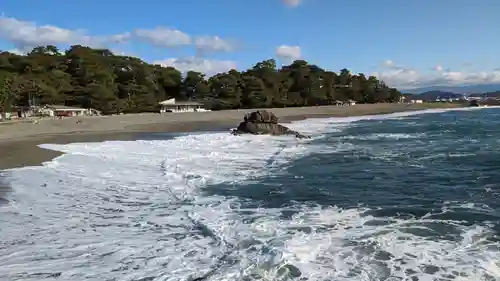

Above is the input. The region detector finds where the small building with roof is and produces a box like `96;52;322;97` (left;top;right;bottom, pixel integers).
345;99;356;106
159;98;209;113
40;105;100;117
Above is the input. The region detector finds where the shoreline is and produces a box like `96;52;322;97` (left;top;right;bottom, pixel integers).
0;103;463;170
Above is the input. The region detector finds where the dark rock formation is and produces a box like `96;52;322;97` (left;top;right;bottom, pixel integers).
231;110;309;139
469;99;480;107
245;110;279;124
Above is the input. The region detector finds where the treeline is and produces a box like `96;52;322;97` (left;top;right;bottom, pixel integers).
0;45;401;114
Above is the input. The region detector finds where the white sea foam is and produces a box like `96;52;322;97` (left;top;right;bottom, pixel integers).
1;107;499;281
341;133;427;141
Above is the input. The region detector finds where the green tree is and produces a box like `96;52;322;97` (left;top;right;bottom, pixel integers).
0;72;17;114
0;45;401;113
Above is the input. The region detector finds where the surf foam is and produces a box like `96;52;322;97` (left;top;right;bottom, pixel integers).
1;107;499;281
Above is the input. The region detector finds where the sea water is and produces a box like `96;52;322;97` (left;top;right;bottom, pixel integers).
1;107;500;281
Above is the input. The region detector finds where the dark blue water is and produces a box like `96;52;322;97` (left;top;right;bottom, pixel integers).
209;109;500;220
200;108;500;280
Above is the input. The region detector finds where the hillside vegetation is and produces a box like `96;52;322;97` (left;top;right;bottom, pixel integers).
0;45;401;114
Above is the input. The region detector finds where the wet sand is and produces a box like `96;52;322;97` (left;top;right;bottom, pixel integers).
0;103;463;170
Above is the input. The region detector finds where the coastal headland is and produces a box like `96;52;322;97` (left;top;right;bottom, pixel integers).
0;103;462;170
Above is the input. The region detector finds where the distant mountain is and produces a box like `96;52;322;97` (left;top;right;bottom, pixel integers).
407;89;500;101
402;84;500;94
469;91;500;98
408;91;463;101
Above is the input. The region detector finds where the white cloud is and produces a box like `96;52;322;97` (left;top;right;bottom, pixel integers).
373;60;500;89
106;33;131;44
110;49;135;57
153;57;237;76
282;0;303;7
6;48;24;55
0;16;235;54
383;60;394;68
276;45;301;61
0;16;106;51
131;27;191;48
194;36;236;53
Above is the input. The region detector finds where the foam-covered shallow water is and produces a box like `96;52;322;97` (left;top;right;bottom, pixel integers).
2;107;500;281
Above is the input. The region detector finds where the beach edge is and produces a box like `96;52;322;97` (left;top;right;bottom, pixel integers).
0;103;463;170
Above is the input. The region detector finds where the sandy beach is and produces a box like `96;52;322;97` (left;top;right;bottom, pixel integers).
0;103;462;170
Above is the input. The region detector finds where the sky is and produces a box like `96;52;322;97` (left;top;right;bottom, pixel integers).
0;0;499;89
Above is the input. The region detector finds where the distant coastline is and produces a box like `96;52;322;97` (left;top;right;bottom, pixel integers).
0;103;462;171
402;84;500;95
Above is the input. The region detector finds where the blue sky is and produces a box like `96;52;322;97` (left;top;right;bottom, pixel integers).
0;0;499;89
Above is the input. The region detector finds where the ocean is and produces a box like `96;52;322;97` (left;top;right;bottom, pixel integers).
1;107;500;281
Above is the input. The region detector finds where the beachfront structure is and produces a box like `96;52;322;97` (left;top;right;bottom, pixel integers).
159;98;210;113
435;97;461;103
40;105;100;117
399;95;410;103
332;100;356;106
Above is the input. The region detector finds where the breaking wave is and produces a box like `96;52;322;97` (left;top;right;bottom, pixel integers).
1;107;499;281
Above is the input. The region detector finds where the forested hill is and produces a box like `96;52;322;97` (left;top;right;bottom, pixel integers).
0;45;402;114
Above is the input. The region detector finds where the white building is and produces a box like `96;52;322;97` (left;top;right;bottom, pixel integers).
40;105;100;117
159;98;210;113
